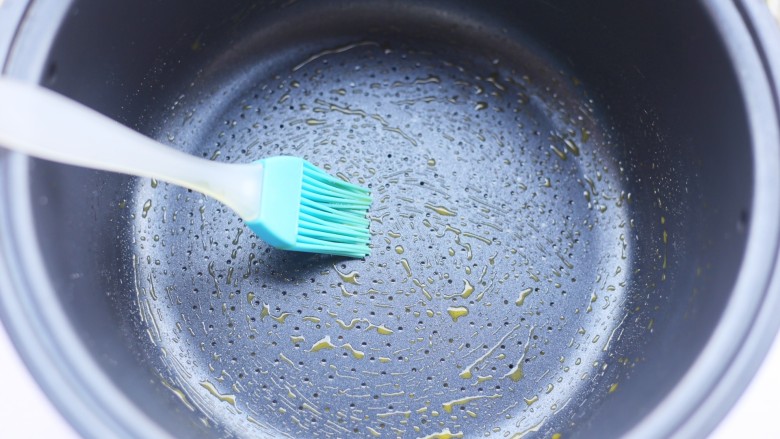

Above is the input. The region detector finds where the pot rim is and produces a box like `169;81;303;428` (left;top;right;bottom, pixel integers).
1;1;779;438
0;1;175;438
624;0;780;437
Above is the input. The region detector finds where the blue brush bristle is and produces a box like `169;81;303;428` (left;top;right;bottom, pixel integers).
294;161;371;257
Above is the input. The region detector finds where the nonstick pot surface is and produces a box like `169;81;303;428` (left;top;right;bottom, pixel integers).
3;0;778;438
132;30;632;439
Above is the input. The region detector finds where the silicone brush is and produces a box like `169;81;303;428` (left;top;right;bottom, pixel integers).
0;79;371;258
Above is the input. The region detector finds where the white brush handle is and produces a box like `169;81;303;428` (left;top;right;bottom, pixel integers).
0;78;263;220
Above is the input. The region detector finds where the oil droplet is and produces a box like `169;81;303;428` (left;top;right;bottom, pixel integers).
232;228;243;245
505;363;524;382
463;232;492;245
161;380;195;411
460;279;475;299
150;178;158;188
141;199;152;218
413;278;433;300
509;416;547;439
442;394;501;413
199;381;237;407
336;318;361;330
301;402;320;415
459;325;520;379
524;395;539;406
447;306;469;322
400;258;413;277
427;158;436;166
260;303;270;320
339;284;355;297
334;265;360;284
425;203;457;216
279;353;295;368
377;410;411;419
415;74;441;84
395;245;404;254
373;324;394;335
271;312;292;324
550;145;567;160
582;128;591;143
341;343;365;359
552;434;562;439
309;336;336;352
516;288;533;306
564;138;580;156
419;428;464;439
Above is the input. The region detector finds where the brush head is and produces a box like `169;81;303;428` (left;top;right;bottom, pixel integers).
246;156;371;258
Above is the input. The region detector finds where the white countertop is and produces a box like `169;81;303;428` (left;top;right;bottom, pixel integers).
1;320;779;438
1;324;79;439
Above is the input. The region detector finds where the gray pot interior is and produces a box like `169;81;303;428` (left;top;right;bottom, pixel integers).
1;0;771;438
